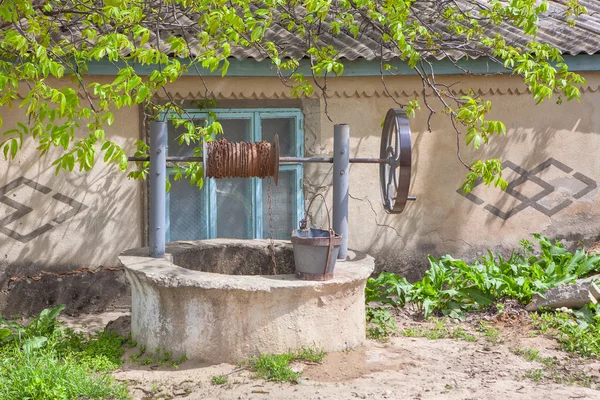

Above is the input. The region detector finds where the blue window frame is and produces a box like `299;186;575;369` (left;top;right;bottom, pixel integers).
165;108;304;241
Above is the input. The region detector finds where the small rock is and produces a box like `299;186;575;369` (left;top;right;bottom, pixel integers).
526;282;600;311
105;315;131;337
290;362;305;373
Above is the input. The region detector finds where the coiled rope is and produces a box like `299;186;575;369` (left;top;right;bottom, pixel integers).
205;136;279;183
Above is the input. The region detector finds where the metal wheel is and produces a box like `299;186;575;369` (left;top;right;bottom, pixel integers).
379;108;412;214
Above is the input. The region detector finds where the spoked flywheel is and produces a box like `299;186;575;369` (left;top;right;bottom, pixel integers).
379;108;412;214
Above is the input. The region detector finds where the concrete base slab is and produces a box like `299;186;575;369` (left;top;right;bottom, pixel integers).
119;239;374;364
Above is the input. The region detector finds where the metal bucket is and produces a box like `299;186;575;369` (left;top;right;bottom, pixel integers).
291;228;342;281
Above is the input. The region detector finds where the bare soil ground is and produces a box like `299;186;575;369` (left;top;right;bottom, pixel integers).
61;310;600;400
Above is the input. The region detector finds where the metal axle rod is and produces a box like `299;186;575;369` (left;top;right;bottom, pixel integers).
127;155;416;201
127;156;388;164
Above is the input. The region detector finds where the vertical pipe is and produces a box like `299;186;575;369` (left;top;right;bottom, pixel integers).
149;121;167;258
333;124;350;260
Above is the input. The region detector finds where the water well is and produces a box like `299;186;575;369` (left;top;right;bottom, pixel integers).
119;240;373;363
120;109;414;363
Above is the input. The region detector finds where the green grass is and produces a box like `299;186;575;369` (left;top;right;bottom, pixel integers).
449;327;477;342
401;319;476;342
211;375;228;385
0;348;128;400
0;305;129;400
531;308;600;358
248;353;301;383
128;343;187;368
511;346;597;387
402;322;447;340
525;368;544;381
294;346;325;363
511;347;555;368
477;321;502;343
366;306;398;340
246;346;326;383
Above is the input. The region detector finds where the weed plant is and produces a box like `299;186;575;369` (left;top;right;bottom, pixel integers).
211;375;228;385
129;344;187;368
512;346;597;387
401;319;477;341
531;306;600;358
366;235;600;320
366;235;600;348
0;305;128;400
246;347;326;383
366;307;398;340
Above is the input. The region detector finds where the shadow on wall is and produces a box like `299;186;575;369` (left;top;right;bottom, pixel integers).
358;119;430;281
460;96;599;231
0;152;140;316
355;89;599;280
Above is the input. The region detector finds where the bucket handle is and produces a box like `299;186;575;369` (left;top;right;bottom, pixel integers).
299;193;336;277
299;193;332;232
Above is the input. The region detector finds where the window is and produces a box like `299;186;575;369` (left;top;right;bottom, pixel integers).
165;109;304;241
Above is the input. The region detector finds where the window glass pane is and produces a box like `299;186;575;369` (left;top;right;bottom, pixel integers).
220;118;252;142
213;117;253;239
262;170;295;239
166;112;302;241
169;177;207;241
168;119;205;157
216;178;252;239
261;117;296;156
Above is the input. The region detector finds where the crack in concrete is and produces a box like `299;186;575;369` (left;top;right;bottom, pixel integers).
419;229;473;248
349;193;404;239
348;194;473;251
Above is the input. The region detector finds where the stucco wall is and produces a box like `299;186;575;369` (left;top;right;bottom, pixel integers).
315;74;600;279
162;73;600;279
1;70;599;314
0;95;142;314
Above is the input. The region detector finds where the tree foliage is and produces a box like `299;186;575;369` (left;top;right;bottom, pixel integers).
0;0;588;190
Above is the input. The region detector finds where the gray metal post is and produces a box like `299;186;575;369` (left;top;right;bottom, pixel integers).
333;124;350;260
149;121;167;258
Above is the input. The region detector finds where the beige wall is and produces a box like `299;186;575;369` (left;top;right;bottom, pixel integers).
1;71;599;286
163;72;600;278
323;74;600;278
0;103;144;276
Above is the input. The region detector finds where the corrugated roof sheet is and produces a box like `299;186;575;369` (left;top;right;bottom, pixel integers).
221;0;600;61
52;0;600;61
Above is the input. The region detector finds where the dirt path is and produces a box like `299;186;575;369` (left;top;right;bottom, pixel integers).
63;311;600;399
115;335;600;400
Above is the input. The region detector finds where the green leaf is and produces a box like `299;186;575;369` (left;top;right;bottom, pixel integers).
576;255;600;276
459;287;495;307
10;138;17;158
251;25;264;42
134;85;149;103
23;336;48;353
221;59;230;77
37;304;65;330
422;298;436;318
0;327;11;339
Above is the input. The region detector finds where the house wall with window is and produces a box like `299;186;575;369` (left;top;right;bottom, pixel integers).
1;68;600;314
159;72;600;279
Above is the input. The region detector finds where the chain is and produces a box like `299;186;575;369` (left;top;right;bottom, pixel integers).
267;176;277;275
